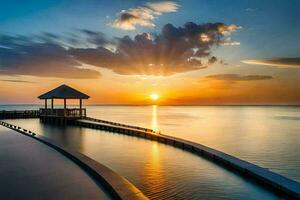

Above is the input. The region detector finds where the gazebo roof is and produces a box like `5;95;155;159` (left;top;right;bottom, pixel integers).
38;84;90;99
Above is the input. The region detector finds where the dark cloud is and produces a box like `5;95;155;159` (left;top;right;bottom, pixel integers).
0;79;35;83
242;58;300;68
0;35;101;79
208;56;217;64
206;74;274;81
0;21;240;78
71;22;240;76
36;32;61;42
80;29;111;46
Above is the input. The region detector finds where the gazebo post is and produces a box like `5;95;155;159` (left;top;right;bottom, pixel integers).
79;99;82;117
51;99;54;115
64;98;66;117
44;99;47;115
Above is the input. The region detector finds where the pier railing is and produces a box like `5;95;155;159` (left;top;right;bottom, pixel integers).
0;110;40;119
85;117;156;133
40;108;86;117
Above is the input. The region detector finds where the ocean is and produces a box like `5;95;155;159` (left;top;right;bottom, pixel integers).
1;105;299;199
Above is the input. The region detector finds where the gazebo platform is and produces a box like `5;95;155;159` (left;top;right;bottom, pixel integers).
39;112;86;124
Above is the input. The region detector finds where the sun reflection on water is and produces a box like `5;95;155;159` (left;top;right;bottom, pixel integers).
151;105;158;132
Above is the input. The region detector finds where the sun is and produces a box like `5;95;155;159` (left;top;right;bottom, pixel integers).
150;93;160;101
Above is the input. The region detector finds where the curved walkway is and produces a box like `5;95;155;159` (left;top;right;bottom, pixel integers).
76;118;300;199
0;125;111;200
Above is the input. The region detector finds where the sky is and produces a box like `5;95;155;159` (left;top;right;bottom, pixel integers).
0;0;300;105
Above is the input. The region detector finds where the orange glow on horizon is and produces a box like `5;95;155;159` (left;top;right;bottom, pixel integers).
0;72;299;105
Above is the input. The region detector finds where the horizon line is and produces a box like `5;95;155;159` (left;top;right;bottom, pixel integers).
0;103;300;107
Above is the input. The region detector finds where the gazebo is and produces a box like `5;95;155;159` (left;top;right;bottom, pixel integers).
38;84;89;120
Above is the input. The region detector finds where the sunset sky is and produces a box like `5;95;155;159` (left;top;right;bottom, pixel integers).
0;0;299;105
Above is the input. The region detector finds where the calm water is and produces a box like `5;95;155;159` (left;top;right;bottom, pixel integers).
2;105;300;199
87;105;300;182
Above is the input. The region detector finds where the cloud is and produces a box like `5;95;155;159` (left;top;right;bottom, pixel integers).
206;74;274;81
80;29;112;46
208;56;218;64
242;58;300;68
0;35;101;79
111;1;179;30
145;1;179;12
220;38;240;46
0;21;240;78
0;79;35;83
71;22;240;76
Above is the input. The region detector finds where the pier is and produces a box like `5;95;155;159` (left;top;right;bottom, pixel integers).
0;110;39;119
74;117;300;199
